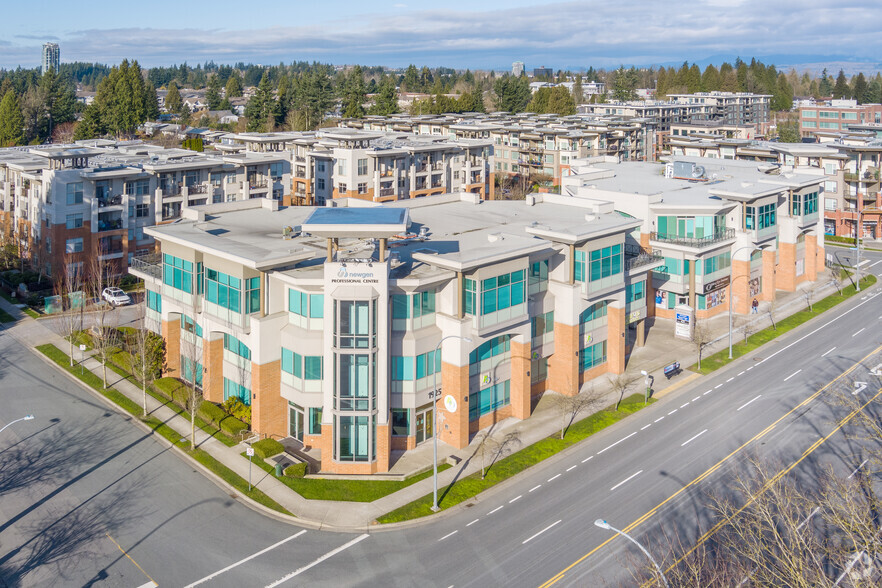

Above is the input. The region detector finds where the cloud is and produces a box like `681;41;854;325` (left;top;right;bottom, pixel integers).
3;1;882;69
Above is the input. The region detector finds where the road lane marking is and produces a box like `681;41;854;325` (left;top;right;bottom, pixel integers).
106;533;157;588
746;367;753;371
848;459;869;479
597;431;637;454
529;484;542;492
566;465;577;472
737;395;762;411
715;384;723;389
488;505;504;515
264;534;369;587
135;583;157;588
581;456;593;463
822;347;836;357
680;402;690;408
668;409;678;415
640;424;651;430
784;369;802;381
870;260;882;267
467;519;479;526
726;377;735;383
523;520;562;544
537;345;882;588
510;495;522;503
681;429;708;447
693;396;700;402
703;390;712;396
853;328;866;337
186;530;307;587
611;470;643;491
547;474;561;482
737;371;745;376
438;530;458;542
796;506;821;531
654;416;665;422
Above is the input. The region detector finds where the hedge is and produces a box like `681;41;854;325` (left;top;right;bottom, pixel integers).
220;416;249;436
284;462;308;478
252;438;284;460
153;377;191;407
197;400;227;425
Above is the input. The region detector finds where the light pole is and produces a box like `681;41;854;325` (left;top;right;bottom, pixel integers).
432;334;471;512
0;414;35;435
856;209;863;292
641;370;650;405
594;519;671;588
729;246;757;359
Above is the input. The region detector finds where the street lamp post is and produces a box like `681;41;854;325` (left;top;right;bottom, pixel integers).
641;370;650;405
729;246;758;359
0;414;35;435
594;519;671;588
432;335;472;512
856;209;863;292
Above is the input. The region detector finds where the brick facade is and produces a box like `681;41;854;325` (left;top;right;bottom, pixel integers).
202;336;224;404
251;360;286;440
549;322;579;396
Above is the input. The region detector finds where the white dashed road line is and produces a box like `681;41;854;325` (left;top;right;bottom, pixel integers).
529;484;542;492
264;534;370;588
692;396;700;402
715;384;723;389
783;369;802;381
547;474;561;482
703;390;712;396
668;409;678;415
467;519;479;527
737;371;745;376
822;347;836;357
654;416;665;422
681;429;708;447
641;424;651;431
566;465;577;472
848;459;869;479
853;328;866;337
509;495;522;504
438;531;458;542
597;431;637;454
737;394;762;411
610;470;643;491
726;377;734;383
680;402;690;408
488;505;504;515
582;456;593;463
522;520;562;544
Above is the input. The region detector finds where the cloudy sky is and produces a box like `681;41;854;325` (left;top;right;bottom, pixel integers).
3;0;879;71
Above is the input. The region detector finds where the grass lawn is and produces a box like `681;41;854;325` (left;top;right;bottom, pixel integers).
37;343;289;515
691;275;876;375
245;454;452;502
378;393;654;523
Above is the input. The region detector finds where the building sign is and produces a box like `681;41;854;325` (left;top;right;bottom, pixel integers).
675;311;691;338
703;276;730;295
328;263;381;285
444;395;457;414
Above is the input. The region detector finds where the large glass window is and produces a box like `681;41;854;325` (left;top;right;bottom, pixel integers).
589;245;623;281
746;203;777;230
162;254;193;293
391;409;410;436
309;407;322;435
469;335;511;377
699;252;731;276
529;259;549;293
66;213;83;229
245;277;260;314
66;182;83;204
338;354;372;410
181;314;203;337
281;349;323;380
469;380;510;421
792;191;819;216
337;415;372;462
289;289;324;317
531;311;555;347
205;268;241;313
480;270;525;315
463;278;477;315
223;333;250;360
181;356;203;387
579;302;608;334
574;250;586;282
579;340;607;372
146;290;161;312
223;377;251;405
626;280;645;303
339;300;371;348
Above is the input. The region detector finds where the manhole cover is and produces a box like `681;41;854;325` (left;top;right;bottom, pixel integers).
753;357;764;362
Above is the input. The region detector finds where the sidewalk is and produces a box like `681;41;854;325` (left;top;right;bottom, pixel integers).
0;269;863;530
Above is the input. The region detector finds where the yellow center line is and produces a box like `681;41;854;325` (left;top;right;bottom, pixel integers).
106;532;156;586
537;343;882;588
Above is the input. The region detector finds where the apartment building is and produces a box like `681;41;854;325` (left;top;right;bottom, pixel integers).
42;42;60;75
562;157;825;318
131;192;662;474
667;92;771;131
799;100;882;138
0;140;291;280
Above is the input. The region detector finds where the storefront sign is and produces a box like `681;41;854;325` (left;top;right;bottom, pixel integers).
703;276;730;295
327;262;382;285
444;394;457;413
675;312;691;338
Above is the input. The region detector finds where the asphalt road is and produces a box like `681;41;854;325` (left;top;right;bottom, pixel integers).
4;265;882;587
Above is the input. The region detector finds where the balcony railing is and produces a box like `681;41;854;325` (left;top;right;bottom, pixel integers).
844;170;881;182
98;194;123;207
97;219;123;232
248;180;268;190
187;183;208;194
162;183;182;196
650;228;735;248
626;248;664;271
379;187;395;197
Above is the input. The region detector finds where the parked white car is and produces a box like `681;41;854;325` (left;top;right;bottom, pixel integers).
101;287;131;306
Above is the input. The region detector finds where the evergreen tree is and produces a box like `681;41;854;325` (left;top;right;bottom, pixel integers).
611;66;638;101
686;64;702;93
771;72;793;111
72;100;103;140
244;72;278;131
0;90;25;146
493;75;530;113
818;68;833;96
402;65;419;92
852;73;869;104
38;68;76;131
573;75;584;105
701;65;721;92
419;66;434;92
225;72;243;98
342;66;367;119
832;69;850;99
369;75;400;116
206;74;222;110
655;67;668;98
165;81;183;114
457;88;486;113
527;86;575;115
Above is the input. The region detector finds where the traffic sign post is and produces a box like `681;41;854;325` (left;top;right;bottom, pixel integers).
246;446;254;490
79;344;86;375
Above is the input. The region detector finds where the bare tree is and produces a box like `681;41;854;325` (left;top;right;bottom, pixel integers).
129;303;166;417
87;249;119;389
51;254;85;367
475;430;522;479
179;320;204;450
800;282;818;312
551;385;605;439
607;373;636;411
692;320;713;370
736;316;756;344
766;298;778;330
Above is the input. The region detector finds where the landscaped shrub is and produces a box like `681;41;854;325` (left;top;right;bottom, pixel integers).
153;377;191;407
252;438;284;459
222;397;251;425
220;416;249;436
197;400;226;425
284;462;308;478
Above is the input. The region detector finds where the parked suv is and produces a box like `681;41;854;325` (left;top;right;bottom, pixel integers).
101;287;131;306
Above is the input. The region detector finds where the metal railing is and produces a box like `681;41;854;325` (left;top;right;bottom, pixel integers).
98;194;123;207
626;249;664;270
130;255;161;279
187;183;208;194
650;228;735;248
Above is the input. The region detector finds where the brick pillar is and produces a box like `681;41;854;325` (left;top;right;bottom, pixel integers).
777;242;797;292
817;240;826;274
320;423;334;472
806;235;818;281
251;360;286;440
549;322;579;396
376;423;390;473
510;339;532;420
635;319;645;347
162;319;181;377
646;279;657;318
202;336;224;403
639;232;651;252
607;305;626;375
762;249;777;301
438;361;470;449
732;259;751;315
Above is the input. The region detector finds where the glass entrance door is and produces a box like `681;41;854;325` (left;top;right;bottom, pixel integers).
289;404;304;442
415;408;433;444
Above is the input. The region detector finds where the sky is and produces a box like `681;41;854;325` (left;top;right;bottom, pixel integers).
3;0;881;72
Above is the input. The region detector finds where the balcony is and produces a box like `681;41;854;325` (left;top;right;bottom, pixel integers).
162;183;182;196
130;253;162;279
187;183;208;195
431;161;444;171
431;175;443;189
844;169;880;182
97;194;123;208
380;169;395;178
97;218;123;232
626;248;665;271
379;187;395;197
650;228;735;249
248;180;268;190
